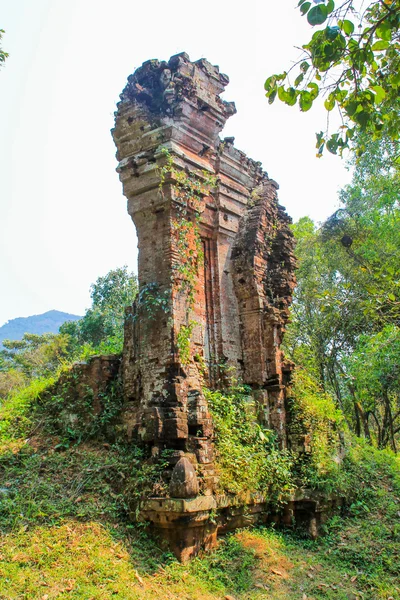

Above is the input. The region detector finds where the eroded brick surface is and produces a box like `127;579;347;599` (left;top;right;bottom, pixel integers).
112;53;297;489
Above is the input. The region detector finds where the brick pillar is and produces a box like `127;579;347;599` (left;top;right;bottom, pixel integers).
112;54;236;489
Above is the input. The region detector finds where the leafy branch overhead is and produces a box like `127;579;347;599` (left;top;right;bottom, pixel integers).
0;29;8;68
264;0;400;156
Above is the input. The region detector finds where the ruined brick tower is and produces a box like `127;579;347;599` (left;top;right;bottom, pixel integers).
112;53;297;559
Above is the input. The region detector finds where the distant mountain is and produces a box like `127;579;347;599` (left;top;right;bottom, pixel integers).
0;310;82;347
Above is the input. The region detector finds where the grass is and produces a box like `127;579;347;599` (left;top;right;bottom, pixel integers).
0;514;399;599
0;383;399;599
0;435;398;599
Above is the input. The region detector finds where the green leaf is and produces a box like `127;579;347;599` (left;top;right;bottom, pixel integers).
285;87;298;106
299;90;313;112
388;293;396;302
316;131;325;146
324;93;335;111
300;1;311;15
326;25;340;40
323;43;335;58
345;100;360;116
334;89;348;102
371;40;389;51
326;0;335;14
267;89;277;104
300;61;310;73
392;71;400;85
294;73;304;87
264;73;286;92
264;76;274;91
371;85;386;104
354;110;371;127
307;5;328;26
376;23;391;41
342;20;355;35
326;137;338;154
277;86;287;102
308;82;319;99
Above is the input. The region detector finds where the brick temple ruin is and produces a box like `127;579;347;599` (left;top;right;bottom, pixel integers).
111;52;302;560
51;52;340;562
112;52;297;450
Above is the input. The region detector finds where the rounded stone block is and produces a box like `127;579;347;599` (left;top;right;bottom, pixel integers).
169;457;199;498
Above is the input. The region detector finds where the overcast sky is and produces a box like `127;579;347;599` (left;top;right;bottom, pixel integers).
0;0;352;326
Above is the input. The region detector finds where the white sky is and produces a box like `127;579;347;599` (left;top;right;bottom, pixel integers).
0;0;352;327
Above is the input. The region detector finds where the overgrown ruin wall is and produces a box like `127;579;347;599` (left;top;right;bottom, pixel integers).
110;53;301;559
112;52;296;479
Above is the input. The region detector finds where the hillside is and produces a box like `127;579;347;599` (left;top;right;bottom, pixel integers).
0;413;399;599
0;310;81;346
0;379;399;599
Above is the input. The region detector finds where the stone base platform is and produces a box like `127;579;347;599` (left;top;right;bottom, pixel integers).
139;491;342;562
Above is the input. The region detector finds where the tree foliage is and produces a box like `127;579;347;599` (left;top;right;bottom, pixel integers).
0;334;70;385
60;266;138;355
345;325;400;450
264;0;400;156
285;132;400;449
0;29;8;69
0;267;138;399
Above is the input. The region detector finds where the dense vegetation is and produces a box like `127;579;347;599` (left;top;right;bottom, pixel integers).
0;135;399;597
284;132;400;452
0;381;398;598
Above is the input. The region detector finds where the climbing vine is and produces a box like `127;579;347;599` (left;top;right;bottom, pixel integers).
176;321;196;366
159;147;217;364
133;282;170;321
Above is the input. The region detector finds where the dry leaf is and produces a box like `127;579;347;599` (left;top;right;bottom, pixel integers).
351;575;358;582
307;572;314;579
254;583;269;590
271;569;283;576
225;596;236;600
135;571;144;586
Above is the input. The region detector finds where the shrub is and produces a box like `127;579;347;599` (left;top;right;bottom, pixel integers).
0;377;55;452
205;385;294;505
287;368;346;493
